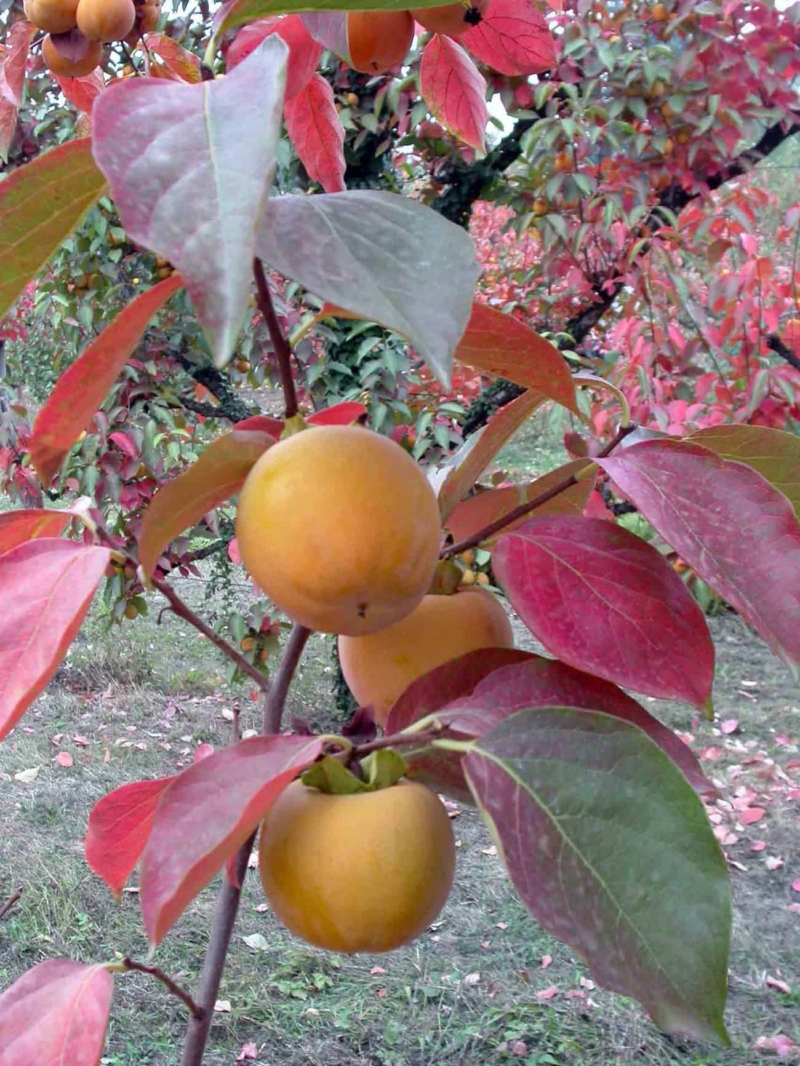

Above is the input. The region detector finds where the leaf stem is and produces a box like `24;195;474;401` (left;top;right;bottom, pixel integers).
441;423;636;559
0;886;22;922
262;624;312;734
253;259;298;420
118;958;205;1020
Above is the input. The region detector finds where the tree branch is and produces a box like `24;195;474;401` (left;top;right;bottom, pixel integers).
767;332;800;373
253;259;298;420
442;423;635;557
120;958;204;1020
262;624;312;734
173;350;256;424
150;574;270;693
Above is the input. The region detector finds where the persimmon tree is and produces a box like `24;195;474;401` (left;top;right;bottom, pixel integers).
1;2;800;1065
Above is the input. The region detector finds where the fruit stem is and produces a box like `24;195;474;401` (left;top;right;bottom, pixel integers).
253;258;299;420
440;422;637;558
262;623;312;733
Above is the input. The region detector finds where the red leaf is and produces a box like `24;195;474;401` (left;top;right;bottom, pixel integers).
0;94;16;164
284;73;346;193
440;656;712;795
138;428;274;578
108;431;138;459
145;34;202;83
386;647;533;734
85;776;174;896
0;509;70;556
0;540;109;740
420;35;488;151
307;401;367;426
462;0;556;75
455;303;578;412
140;734;323;946
234;413;285;437
437;389;545;521
228;15;321;99
598;440;800;680
91;38;287;365
194;742;215;762
30;275;182;484
54;751;74;767
445;460;594;545
55;68;105;114
493;516;715;709
0;20;34;107
0;959;113;1066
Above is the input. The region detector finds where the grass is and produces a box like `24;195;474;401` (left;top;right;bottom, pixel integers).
1;583;799;1065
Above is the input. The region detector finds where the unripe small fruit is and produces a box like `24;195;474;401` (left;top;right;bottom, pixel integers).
24;0;80;35
532;197;548;216
459;549;476;566
344;91;359;107
346;11;414;74
651;2;668;20
475;572;490;586
259;779;455;952
554;149;572;172
124;603;138;620
241;636;256;653
460;568;476;586
77;0;136;41
42;33;103;76
235;358;250;373
411;0;490;37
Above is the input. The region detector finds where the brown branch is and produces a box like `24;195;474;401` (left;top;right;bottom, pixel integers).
253;258;298;419
442;423;636;558
0;886;22;922
767;332;800;373
262;624;312;734
121;958;204;1020
150;574;269;693
179;835;254;1066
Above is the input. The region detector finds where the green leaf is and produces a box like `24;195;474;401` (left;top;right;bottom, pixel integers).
464;708;731;1043
688;425;800;517
0;138;106;320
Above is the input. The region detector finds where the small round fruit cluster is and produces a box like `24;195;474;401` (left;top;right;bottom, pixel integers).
25;0;160;78
348;1;490;74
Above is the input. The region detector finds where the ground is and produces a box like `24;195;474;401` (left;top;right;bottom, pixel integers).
1;584;799;1066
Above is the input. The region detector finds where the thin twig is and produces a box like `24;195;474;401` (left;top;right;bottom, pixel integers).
253;258;298;419
0;886;22;922
262;624;312;734
121;958;205;1020
232;704;241;743
149;575;269;693
441;423;636;559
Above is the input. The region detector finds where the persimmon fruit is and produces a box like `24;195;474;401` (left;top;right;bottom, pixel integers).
24;0;80;34
346;11;414;74
258;779;456;953
235;425;441;636
339;587;514;726
42;33;103;76
77;0;136;41
411;0;490;37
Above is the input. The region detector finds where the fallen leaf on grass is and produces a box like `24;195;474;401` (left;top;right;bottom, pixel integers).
236;1043;258;1061
54;751;74;768
765;856;784;871
463;972;481;987
721;719;740;734
214;1000;232;1012
751;840;767;852
242;933;269;951
739;807;766;824
507;1040;528;1056
14;767;40;783
540;954;552;968
73;735;90;746
536;986;559;999
754;1034;798;1058
766;976;792;994
792;879;800;893
370;966;387;976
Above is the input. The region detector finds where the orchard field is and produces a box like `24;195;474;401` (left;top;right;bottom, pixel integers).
1;573;798;1066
